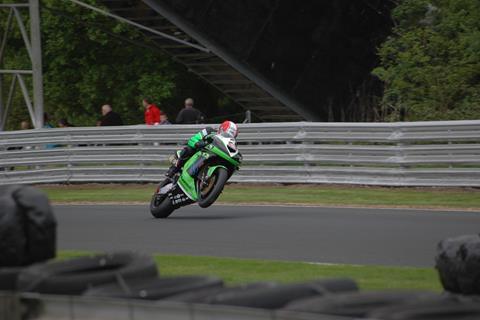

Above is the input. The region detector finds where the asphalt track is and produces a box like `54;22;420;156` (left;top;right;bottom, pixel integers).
54;204;480;267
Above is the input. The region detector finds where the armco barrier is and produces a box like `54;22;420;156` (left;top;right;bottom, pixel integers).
0;121;479;186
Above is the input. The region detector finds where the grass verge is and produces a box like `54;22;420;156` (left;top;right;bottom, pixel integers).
58;251;441;291
41;183;480;210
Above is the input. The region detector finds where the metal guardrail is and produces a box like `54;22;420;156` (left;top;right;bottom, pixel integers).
1;121;479;186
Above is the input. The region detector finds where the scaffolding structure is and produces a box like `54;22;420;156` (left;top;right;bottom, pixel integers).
0;0;311;130
0;0;43;130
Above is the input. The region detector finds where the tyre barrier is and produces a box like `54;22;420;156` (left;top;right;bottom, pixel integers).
367;297;480;320
17;252;158;295
283;290;441;318
83;275;224;300
2;253;480;319
199;278;359;309
435;234;480;295
0;267;22;291
0;185;56;267
163;281;277;303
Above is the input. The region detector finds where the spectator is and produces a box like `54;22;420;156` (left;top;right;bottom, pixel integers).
44;113;54;128
159;113;171;125
176;98;205;124
99;104;123;126
43;113;56;149
20;120;31;130
143;98;162;125
58;118;74;128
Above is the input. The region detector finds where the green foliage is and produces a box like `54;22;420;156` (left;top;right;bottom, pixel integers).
40;0;177;126
373;0;480;121
1;0;243;130
0;0;174;128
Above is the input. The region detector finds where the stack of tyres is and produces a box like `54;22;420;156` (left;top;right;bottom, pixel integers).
17;252;158;295
283;291;441;318
164;282;278;303
167;278;358;309
0;267;22;291
368;297;480;320
0;185;57;290
435;234;480;295
83;275;224;300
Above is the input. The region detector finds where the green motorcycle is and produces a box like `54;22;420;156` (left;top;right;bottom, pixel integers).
150;133;242;218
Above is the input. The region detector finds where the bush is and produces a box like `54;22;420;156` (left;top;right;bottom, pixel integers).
373;0;480;121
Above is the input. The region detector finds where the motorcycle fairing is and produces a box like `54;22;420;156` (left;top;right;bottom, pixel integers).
177;151;206;201
169;185;194;208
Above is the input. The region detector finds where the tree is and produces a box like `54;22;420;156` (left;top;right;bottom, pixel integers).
373;0;480;121
0;1;260;130
41;0;177;126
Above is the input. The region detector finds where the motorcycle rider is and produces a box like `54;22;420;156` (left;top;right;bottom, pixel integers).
165;120;239;178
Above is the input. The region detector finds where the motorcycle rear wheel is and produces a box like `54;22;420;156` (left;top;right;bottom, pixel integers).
197;167;229;208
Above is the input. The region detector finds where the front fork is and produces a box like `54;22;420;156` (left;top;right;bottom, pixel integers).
196;165;228;199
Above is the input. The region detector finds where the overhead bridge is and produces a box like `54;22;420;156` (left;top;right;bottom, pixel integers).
98;0;315;122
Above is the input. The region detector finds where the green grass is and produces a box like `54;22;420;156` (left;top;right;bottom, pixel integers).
40;183;480;209
58;251;441;291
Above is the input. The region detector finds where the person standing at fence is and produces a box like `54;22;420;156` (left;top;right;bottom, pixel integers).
20;120;31;130
43;113;57;149
143;99;162;125
159;113;171;125
176;98;205;124
43;113;54;129
58;118;74;128
99;105;123;126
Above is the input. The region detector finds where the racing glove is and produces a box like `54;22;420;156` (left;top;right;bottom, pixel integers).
195;140;207;149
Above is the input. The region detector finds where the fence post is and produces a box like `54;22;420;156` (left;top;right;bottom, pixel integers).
243;110;251;123
66;130;72;183
140;127;145;182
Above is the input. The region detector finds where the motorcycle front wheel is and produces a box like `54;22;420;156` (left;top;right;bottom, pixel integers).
150;181;175;218
197;167;229;208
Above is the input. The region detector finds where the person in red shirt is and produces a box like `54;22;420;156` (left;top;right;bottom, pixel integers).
143;99;162;125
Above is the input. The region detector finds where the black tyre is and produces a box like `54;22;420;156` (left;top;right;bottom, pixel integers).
0;185;25;266
17;252;158;295
284;290;439;318
0;185;56;267
84;276;223;300
165;282;277;303
197;167;229;208
368;298;480;320
150;193;174;218
0;267;22;290
435;234;480;295
206;279;358;309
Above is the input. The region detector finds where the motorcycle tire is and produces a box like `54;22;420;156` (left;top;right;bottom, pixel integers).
207;279;357;309
150;194;174;219
0;267;22;290
84;276;223;300
197;167;229;208
17;252;158;295
368;298;480;320
284;290;439;318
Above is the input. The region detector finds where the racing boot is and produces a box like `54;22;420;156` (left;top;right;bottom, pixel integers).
165;165;179;179
165;156;187;179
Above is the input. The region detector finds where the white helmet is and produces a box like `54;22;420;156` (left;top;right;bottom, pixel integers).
218;120;238;138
